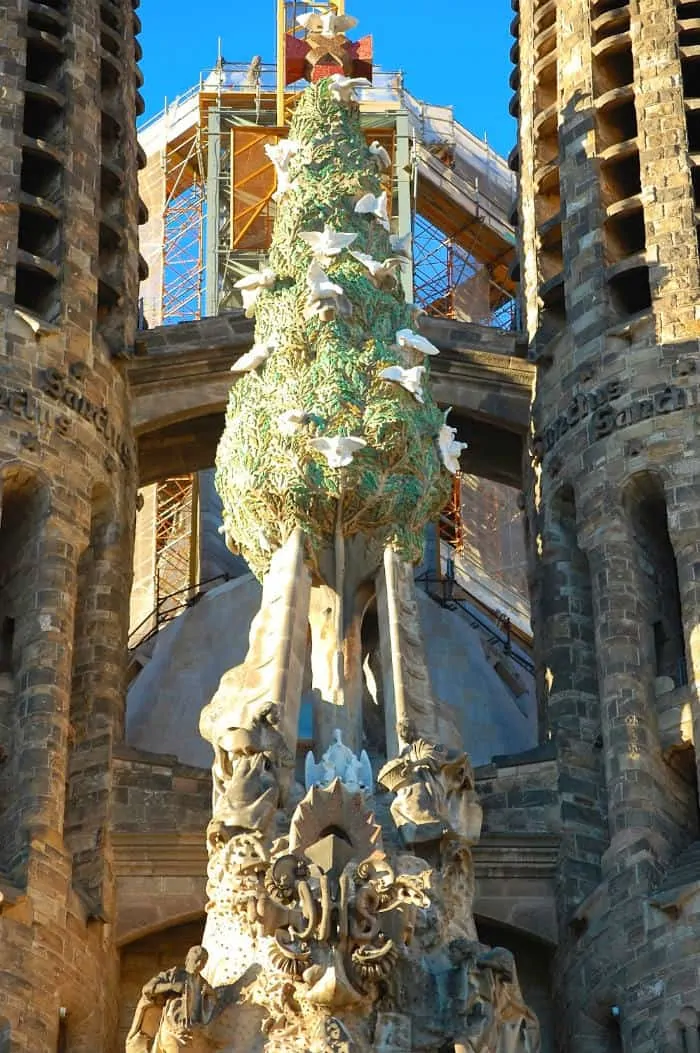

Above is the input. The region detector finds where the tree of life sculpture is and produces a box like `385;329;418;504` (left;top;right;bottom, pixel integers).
127;13;540;1053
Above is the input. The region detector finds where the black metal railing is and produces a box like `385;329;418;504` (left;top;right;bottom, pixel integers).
416;556;534;676
128;573;230;652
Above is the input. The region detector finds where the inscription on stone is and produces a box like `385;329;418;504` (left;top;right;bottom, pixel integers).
42;367;132;467
0;370;132;467
534;381;691;458
533;380;624;457
0;385;70;435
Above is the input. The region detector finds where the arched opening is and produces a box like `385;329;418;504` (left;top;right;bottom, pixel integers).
0;465;49;875
624;473;687;691
623;472;697;799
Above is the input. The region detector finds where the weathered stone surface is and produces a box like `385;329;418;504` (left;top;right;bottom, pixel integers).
515;0;700;1035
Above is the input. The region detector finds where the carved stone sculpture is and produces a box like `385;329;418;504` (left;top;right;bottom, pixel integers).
305;729;373;795
378;735;483;848
129;15;540;1052
200;694;293;844
125;946;215;1053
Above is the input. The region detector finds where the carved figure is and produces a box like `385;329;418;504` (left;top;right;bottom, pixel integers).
448;943;541;1053
305;729;373;795
200;692;293;839
125;946;214;1053
378;737;482;848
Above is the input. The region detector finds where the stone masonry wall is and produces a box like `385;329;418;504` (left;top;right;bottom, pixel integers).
518;0;700;1039
0;0;143;1048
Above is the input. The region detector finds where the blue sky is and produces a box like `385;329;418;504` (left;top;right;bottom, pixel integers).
139;1;517;157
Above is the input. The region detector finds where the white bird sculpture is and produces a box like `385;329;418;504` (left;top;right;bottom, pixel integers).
328;74;372;104
265;139;301;201
305;259;350;320
390;231;412;258
379;364;426;403
354;190;390;231
438;412;468;474
349;249;405;285
273;170;298;202
264;139;300;169
230;338;275;374
296;11;359;37
300;225;358;263
233;267;276;317
309;435;367;468
369;140;391;170
394;326;440;356
277;408;308;435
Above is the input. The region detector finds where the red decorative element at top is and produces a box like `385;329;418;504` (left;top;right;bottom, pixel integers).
285;33;373;85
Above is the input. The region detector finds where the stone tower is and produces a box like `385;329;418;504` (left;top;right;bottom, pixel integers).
0;0;144;1047
513;0;700;1043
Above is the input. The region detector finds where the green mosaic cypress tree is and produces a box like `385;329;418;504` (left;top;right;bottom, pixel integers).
216;77;459;579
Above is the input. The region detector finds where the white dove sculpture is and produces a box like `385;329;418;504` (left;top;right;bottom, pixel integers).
299;225;358;263
328;74;372;104
379;364;426;403
306;259;350;321
296;11;359;37
277;408;308;435
438;413;468;474
230;338;276;373
309;435;367;468
354;190;390;231
394;326;440;356
264;139;301;201
233;267;276;317
369;140;391;170
264;139;300;169
390;231;412;258
349;249;405;285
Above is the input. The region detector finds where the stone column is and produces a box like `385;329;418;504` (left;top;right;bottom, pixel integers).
536;486;608;921
375;549;439;760
583;512;672;866
2;512;87;877
65;513;132;907
0;0;25;309
633;0;700;341
557;0;610;359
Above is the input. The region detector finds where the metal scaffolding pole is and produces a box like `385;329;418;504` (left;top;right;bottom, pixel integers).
205;106;222;316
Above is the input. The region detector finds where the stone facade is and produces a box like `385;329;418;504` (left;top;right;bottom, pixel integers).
0;0;698;1046
513;0;700;1042
0;0;144;1048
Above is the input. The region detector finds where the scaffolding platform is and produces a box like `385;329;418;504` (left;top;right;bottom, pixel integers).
137;67;517;328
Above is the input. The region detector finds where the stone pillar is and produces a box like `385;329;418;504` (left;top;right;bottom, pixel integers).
65;507;133;907
1;513;87;876
0;0;24;309
536;486;608;921
375;549;439;760
583;513;676;865
558;0;610;359
515;0;539;342
633;0;700;341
